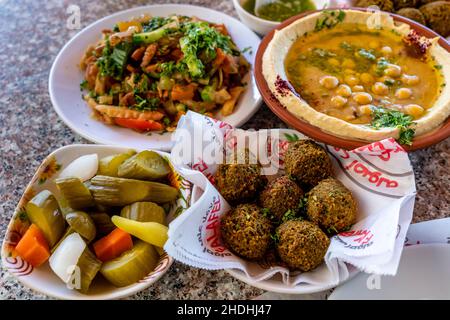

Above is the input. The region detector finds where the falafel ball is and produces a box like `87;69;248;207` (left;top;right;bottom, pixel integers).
221;204;272;260
355;0;395;11
394;0;420;10
259;175;304;222
420;1;450;36
276;220;330;271
307;177;357;234
284;140;332;188
397;7;427;24
215;161;267;205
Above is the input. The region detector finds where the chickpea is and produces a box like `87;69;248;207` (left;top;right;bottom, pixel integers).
360;73;375;85
378;76;395;84
352;92;373;105
344;68;356;75
352;85;365;92
331;95;348;108
345;74;359;86
369;41;379;50
380;46;393;56
384;64;402;78
328;58;340;67
372;82;389;95
358;104;374;116
342;58;356;69
401;74;420;86
390;104;403;111
320;75;339;89
395;88;413;100
404;104;424;119
336;84;352;97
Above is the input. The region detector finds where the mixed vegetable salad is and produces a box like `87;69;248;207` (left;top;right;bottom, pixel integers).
80;14;250;132
14;150;180;292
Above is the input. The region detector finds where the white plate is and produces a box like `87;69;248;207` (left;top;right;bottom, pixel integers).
1;144;192;300
329;244;450;300
49;4;262;151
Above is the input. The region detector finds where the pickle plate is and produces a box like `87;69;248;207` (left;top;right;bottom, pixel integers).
1;144;192;300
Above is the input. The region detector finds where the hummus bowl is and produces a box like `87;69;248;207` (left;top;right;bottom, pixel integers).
255;8;450;150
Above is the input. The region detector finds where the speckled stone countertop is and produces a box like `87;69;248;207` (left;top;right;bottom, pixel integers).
0;0;448;300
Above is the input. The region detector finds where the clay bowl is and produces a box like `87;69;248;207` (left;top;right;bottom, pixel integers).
254;7;450;151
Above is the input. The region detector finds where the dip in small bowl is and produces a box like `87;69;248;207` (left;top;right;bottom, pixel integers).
233;0;330;35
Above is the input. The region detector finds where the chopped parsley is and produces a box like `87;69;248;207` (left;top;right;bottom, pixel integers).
284;132;300;142
80;80;89;91
133;94;160;111
314;10;346;31
370;106;416;145
97;39;133;79
358;48;376;61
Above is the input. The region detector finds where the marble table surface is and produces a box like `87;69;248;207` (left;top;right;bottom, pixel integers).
0;0;448;300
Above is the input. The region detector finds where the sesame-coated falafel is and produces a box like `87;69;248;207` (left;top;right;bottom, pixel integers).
420;1;450;36
394;0;420;10
259;175;304;222
397;7;427;24
355;0;395;11
276;220;330;271
307;177;357;234
284;140;332;188
215;162;267;205
220;204;272;260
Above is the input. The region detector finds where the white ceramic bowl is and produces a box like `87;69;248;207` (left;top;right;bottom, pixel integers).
232;0;331;35
49;4;262;151
1;144;192;300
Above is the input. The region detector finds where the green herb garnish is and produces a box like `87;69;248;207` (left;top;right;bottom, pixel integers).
79;80;89;91
284;132;300;142
314;10;346;31
370;107;415;145
358;49;376;61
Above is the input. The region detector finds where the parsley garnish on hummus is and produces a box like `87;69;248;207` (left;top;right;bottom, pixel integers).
370;107;415;145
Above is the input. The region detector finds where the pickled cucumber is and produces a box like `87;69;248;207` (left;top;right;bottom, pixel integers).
25;190;65;248
120;202;165;224
77;246;102;293
111;215;168;248
65;211;96;242
90;212;115;237
118;151;170;180
55;177;95;209
98;150;136;177
89;175;178;206
51;227;75;253
100;240;159;287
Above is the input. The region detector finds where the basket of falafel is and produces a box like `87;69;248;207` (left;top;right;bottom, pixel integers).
165;111;417;293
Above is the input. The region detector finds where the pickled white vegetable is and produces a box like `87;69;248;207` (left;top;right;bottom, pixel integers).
49;233;86;283
58;154;98;182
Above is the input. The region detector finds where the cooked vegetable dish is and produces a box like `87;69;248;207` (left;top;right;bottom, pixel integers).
80;14;250;132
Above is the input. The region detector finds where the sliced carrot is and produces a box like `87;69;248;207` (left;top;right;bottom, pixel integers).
114;118;164;132
213;48;227;68
93;228;133;262
171;83;197;101
15;224;50;267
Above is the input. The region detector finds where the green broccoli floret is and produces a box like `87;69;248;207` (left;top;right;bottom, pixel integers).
132;20;179;45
